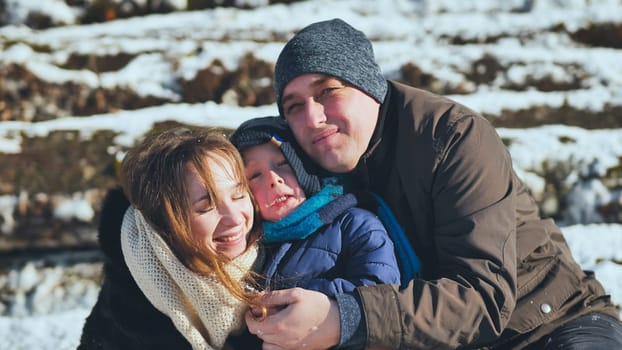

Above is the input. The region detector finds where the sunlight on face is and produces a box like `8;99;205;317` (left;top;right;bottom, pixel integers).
242;142;306;222
281;74;380;173
185;155;254;259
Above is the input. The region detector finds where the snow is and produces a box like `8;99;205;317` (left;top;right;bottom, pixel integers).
1;0;78;26
53;197;95;223
0;195;18;234
1;0;621;349
498;125;622;177
0;102;277;153
0;308;91;350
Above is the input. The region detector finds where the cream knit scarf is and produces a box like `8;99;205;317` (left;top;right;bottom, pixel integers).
120;206;260;350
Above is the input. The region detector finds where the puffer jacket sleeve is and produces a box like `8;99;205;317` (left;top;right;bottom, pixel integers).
358;111;518;349
303;208;401;296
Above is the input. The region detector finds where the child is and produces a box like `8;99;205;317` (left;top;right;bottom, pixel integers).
230;116;400;297
79;127;263;350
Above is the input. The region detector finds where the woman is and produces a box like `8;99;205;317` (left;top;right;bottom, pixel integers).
79;127;263;349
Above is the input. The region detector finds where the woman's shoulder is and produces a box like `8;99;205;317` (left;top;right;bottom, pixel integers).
97;187;130;263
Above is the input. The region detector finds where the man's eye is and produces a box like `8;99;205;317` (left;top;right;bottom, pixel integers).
316;86;342;101
277;159;289;168
322;87;338;95
285;102;302;115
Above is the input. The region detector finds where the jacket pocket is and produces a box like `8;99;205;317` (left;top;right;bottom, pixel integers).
506;246;582;333
515;219;553;263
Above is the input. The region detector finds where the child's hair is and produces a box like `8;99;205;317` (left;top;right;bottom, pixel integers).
120;127;262;304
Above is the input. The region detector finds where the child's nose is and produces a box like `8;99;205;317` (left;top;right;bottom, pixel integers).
269;171;284;187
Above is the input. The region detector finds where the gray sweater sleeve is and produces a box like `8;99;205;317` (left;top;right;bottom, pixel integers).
335;292;367;349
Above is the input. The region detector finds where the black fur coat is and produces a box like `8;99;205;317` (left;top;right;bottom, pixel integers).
78;187;261;349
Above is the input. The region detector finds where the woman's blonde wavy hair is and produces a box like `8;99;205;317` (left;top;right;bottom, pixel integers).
120;127;262;304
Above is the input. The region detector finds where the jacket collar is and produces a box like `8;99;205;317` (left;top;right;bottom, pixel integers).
362;82;391;163
352;82;396;191
262;184;356;243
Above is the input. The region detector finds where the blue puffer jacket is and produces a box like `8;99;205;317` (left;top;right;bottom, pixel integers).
261;186;401;297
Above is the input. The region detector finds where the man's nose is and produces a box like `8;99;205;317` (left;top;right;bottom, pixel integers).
303;99;327;128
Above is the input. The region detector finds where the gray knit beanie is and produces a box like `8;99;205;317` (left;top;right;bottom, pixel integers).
274;18;388;112
229;116;321;197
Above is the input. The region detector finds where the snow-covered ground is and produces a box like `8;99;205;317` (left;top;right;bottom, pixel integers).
1;0;621;349
0;307;91;350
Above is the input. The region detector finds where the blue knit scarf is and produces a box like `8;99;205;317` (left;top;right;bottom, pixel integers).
262;184;356;243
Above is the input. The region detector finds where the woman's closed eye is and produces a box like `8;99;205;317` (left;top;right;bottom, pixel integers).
232;190;248;201
194;203;215;214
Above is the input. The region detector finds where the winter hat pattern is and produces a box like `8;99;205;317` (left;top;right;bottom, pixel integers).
230;116;322;197
274;18;388;111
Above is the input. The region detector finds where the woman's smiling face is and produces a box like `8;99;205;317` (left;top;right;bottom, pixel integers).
185;155;254;259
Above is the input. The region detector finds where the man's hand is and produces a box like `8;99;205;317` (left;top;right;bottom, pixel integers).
245;288;340;350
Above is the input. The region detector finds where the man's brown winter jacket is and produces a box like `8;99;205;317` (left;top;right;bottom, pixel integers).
353;81;618;349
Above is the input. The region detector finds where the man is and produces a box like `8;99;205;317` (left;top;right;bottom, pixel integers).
244;18;622;349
